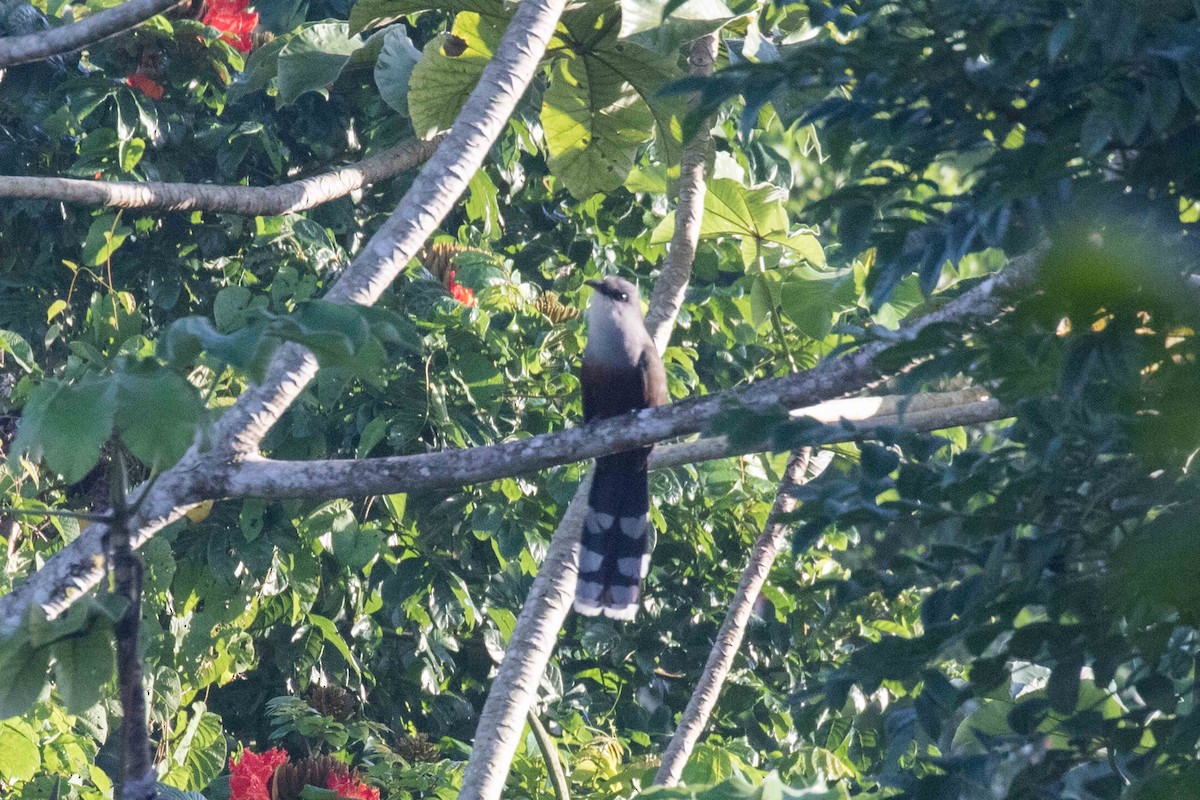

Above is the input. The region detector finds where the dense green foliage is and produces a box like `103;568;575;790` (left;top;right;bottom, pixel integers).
0;1;1198;799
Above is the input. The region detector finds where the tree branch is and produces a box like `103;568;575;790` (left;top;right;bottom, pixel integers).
0;0;185;68
108;459;155;800
654;449;833;787
644;32;718;352
220;390;1002;500
0;137;440;213
527;710;570;800
0;0;570;634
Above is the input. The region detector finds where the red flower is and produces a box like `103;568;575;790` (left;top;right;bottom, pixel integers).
447;270;476;307
126;72;164;100
326;770;381;800
229;748;289;800
201;0;259;53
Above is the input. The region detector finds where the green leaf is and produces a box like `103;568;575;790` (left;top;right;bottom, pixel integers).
618;0;736;39
308;614;362;675
542;53;656;198
12;378;117;484
0;719;40;781
0;329;36;373
276;22;364;106
153;784;210;800
81;214;133;267
348;0;506;34
213;285;254;332
374;26;421;115
113;365;202;469
584;34;686;165
228;33;291;103
749;272;776;330
51;622;115;714
0;634;50;720
160;703;226;791
408;12;503;137
652;179;796;250
779;265;855;340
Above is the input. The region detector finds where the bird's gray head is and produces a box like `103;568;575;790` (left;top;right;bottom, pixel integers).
585;276;640;309
583;276;649;357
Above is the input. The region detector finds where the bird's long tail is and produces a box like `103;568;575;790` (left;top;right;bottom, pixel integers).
575;450;651;620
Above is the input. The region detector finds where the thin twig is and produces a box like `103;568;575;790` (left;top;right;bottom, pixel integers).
527;710;570;800
653;449;833;786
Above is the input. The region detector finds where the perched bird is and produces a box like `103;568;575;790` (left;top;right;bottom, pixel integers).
575;276;668;620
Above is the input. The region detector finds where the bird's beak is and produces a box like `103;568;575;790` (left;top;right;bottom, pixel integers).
584;279;603;290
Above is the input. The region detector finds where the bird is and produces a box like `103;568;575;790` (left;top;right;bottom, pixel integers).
574;275;668;620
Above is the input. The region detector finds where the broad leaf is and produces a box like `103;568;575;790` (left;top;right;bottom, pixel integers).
542;53;655;198
12;377;118;484
0;720;40;781
408;11;503;137
113;365;203;469
780;265;856;339
51;622;115;714
348;0;506;34
160;703;226;791
276;23;364;106
375;27;422;115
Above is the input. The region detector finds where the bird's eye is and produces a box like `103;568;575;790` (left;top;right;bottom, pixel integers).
618;292;628;301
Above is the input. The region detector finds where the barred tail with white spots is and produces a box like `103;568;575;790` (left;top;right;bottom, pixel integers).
575;454;651;620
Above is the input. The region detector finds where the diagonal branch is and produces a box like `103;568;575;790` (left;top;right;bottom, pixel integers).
654;449;833;787
644;33;718;351
0;137;440;213
0;0;570;635
0;0;185;68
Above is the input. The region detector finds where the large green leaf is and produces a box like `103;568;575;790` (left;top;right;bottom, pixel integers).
652;178;825;267
348;0;506;34
586;37;685;165
408;11;503;137
0;633;50;721
276;23;365;106
0;719;40;781
542;53;656;198
780;265;856;340
11;377;118;484
51;622;115;714
113;365;203;470
374;27;421;115
618;0;736;38
159;703;226;791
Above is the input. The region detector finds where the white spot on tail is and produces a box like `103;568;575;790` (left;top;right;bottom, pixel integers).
619;514;647;539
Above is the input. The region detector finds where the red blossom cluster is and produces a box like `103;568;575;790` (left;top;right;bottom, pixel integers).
228;748;380;800
201;0;260;53
125;72;164;99
447;270;476;307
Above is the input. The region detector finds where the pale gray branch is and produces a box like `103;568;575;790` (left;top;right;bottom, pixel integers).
644;33;718;351
0;0;184;68
221;392;1003;500
0;138;440;213
654;449;834;787
0;0;570;634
